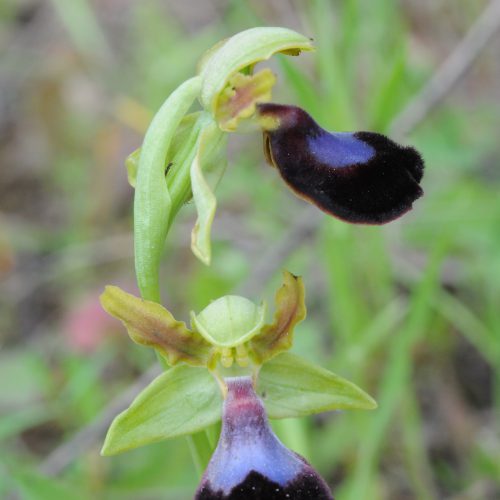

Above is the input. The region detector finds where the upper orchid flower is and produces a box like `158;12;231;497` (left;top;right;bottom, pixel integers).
257;103;424;224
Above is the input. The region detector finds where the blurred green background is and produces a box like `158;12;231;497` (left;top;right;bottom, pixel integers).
1;0;500;499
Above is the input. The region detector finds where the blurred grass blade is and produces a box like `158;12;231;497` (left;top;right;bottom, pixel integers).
12;468;87;500
345;237;449;500
50;0;111;63
278;56;320;116
402;388;438;500
310;0;355;128
368;45;408;131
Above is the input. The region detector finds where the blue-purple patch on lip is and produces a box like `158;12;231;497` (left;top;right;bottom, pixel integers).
257;103;424;225
195;376;333;500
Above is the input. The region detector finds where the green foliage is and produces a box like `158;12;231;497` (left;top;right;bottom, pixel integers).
133;26;315;301
134;77;201;302
101;352;376;455
102;366;221;456
259;353;377;418
11;469;88;500
190;120;228;264
3;1;500;498
101;266;374;457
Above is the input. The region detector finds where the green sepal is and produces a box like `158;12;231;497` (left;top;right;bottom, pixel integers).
134;76;201;302
190;119;228;265
101;365;221;455
191;296;266;348
125;112;203;190
166;112;214;226
198;27;314;117
258;352;377;419
100;286;212;366
249;271;306;363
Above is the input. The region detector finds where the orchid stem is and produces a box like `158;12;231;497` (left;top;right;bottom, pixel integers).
187;430;213;477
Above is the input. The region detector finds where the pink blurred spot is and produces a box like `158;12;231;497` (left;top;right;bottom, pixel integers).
63;291;120;353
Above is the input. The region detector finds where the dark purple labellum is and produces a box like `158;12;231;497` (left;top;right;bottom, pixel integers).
195;377;333;500
257;103;424;224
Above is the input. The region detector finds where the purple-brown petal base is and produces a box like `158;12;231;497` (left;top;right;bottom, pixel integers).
196;470;333;499
195;377;333;500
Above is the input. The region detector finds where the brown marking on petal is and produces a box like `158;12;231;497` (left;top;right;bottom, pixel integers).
100;286;212;366
215;69;276;131
263;132;276;168
250;271;306;363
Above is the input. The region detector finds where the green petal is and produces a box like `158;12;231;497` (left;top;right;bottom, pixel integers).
101;366;221;455
190;119;227;265
258;353;377;419
134;76;201;302
100;286;212;366
199;27;314;116
191;295;266;348
250;271;306;363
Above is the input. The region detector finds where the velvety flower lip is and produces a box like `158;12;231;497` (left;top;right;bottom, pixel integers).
257;103;424;224
196;376;333;500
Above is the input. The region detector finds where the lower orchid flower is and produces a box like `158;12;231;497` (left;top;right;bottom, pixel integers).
196;376;333;499
100;272;376;498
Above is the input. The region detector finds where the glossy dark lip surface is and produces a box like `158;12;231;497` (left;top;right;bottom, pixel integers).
196;470;334;500
258;103;424;225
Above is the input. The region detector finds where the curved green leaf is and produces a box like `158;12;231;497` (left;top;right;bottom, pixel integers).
134;76;201;302
102;366;221;455
258;353;377;419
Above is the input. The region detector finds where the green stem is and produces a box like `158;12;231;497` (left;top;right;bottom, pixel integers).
186;431;214;477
